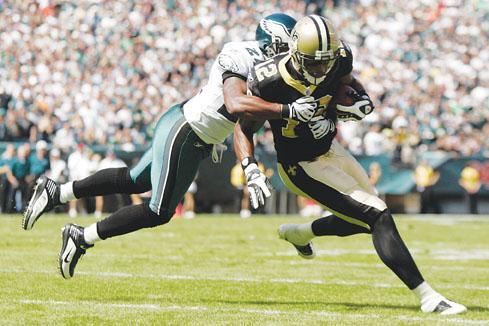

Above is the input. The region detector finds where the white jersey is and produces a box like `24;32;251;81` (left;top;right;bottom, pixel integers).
183;41;265;144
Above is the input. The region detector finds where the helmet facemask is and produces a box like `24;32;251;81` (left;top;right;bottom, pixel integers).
292;48;340;85
263;37;290;58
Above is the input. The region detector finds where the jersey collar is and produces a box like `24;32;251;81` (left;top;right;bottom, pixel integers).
278;55;317;96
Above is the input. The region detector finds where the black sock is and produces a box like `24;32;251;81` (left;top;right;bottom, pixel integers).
97;204;168;240
312;214;370;237
371;210;424;289
73;168;148;198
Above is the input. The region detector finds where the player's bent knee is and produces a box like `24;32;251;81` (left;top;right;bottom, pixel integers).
349;189;387;212
158;210;173;225
147;204;172;226
371;209;396;232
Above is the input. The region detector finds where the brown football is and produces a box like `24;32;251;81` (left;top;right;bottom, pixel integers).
329;83;357;109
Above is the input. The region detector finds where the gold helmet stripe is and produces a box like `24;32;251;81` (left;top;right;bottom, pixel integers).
309;15;328;51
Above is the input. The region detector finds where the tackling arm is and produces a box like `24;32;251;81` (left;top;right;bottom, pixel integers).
224;77;317;122
224;77;282;120
233;118;271;209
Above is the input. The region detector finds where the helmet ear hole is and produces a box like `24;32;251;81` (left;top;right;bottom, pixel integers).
256;13;297;58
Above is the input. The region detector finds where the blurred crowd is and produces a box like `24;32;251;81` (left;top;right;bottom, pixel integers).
331;0;489;165
0;0;487;159
0;0;488;212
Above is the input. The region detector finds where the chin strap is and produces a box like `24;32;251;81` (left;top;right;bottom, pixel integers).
211;143;228;163
304;72;325;86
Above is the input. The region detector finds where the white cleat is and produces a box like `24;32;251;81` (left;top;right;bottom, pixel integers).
421;294;467;315
278;224;315;259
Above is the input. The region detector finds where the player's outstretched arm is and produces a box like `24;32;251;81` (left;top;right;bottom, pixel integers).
233;119;271;209
224;77;317;122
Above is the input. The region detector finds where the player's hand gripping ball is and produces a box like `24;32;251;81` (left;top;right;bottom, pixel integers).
333;84;374;121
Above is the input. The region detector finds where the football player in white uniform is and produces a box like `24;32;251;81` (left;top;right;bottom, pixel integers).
23;13;318;279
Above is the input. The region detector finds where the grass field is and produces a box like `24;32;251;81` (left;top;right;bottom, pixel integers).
1;214;489;325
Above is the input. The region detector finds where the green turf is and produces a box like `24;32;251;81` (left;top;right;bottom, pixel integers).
1;214;488;325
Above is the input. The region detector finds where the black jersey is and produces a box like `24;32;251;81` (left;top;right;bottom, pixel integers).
248;43;353;163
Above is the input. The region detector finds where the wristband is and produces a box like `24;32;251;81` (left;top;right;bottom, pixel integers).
281;104;291;119
241;156;257;170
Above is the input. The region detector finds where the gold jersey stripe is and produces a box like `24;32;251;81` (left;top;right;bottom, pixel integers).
278;55;316;96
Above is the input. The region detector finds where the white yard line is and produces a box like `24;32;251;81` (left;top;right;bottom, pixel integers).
1;267;488;291
397;215;489;222
4;299;486;325
280;260;489;272
260;248;489;262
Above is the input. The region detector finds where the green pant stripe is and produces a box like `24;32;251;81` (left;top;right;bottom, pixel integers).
277;163;371;230
153;117;189;213
129;103;211;217
130;148;152;190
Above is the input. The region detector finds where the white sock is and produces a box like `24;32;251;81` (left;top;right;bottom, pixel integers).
413;281;438;302
59;182;75;203
84;223;101;245
296;221;315;244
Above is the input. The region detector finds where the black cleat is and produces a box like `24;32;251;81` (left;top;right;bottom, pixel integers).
23;176;61;230
59;224;93;279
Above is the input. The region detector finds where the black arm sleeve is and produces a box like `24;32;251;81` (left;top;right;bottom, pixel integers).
246;68;261;97
222;71;247;83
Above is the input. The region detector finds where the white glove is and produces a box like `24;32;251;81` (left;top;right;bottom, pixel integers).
283;96;317;122
336;94;374;121
244;163;272;209
308;116;335;139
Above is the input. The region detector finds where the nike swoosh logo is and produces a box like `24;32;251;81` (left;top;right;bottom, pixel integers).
62;238;76;264
63;248;73;264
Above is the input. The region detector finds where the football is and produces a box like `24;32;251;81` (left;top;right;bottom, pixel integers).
330;83;358;109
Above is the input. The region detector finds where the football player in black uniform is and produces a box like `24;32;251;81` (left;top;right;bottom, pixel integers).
234;15;466;315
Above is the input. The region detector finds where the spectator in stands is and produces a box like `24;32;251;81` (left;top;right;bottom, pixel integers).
364;125;387;156
459;165;481;214
46;148;67;185
230;161;251;218
29;140;50;179
0;144;18;213
297;196;322;218
413;161;441;214
10;144;30;212
183;178;198;219
368;162;382;188
67;143;92;217
94;150;127;218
